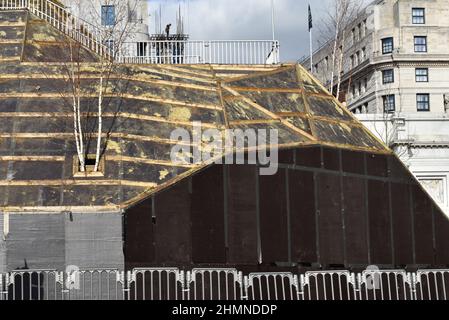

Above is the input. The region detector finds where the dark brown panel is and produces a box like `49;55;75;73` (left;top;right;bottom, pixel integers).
368;180;393;265
154;181;192;264
343;176;369;265
191;166;226;264
259;168;289;263
322;148;340;171
317;173;344;265
289;169;317;264
388;155;412;181
433;204;449;266
278;149;295;165
412;185;435;265
342;150;365;175
295;147;321;168
366;154;388;177
227;165;259;264
125;199;155;269
391;183;414;266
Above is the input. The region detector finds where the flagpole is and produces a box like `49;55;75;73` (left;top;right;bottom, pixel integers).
271;0;275;42
310;27;313;72
309;4;313;72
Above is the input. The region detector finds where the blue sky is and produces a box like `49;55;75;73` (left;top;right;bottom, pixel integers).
148;0;338;62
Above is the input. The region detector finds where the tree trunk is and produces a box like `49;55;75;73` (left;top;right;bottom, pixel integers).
330;24;339;96
94;74;104;172
336;32;345;100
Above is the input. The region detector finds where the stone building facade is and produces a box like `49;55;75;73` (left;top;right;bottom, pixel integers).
61;0;150;43
302;0;449;215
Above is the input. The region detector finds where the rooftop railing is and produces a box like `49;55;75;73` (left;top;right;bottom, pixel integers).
118;40;280;65
0;0;280;65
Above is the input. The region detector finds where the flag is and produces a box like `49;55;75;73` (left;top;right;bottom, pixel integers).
308;5;313;31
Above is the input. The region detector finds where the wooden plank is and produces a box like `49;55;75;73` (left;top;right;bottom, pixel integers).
322;147;340;171
289;169;317;264
391;182;414;266
343;176;369;265
125;199;155;269
0;179;157;188
0;93;221;111
0;156;65;161
368;180;393;265
316;173;344;265
154;181;192;264
227;165;259;264
191;166;226;263
412;184;435;265
259;168;289;264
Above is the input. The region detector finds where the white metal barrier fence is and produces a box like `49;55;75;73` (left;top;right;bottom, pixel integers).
1;268;449;300
0;0;280;64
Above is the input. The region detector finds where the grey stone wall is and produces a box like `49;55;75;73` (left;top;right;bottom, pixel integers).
1;211;124;272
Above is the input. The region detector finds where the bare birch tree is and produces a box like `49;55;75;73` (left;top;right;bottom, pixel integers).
319;0;362;97
80;0;139;172
40;0;139;173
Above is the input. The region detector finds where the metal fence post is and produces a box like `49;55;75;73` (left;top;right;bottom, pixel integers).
242;275;249;301
184;270;191;301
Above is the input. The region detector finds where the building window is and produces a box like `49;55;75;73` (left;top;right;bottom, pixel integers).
362;47;366;60
414;36;427;52
417;93;430;111
382;37;394;54
350;55;355;68
383;94;395;113
382;69;394;84
415;68;429;82
352;28;356;43
412;8;425;24
101;5;115;26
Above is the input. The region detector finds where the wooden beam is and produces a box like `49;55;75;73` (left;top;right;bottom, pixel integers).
0;156;65;161
0;93;222;111
107;156;196;168
0;132;193;146
0;179;157;188
222;85;317;141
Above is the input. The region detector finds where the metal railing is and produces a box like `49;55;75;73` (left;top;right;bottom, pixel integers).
1;0;110;57
0;0;280;65
118;40;280;65
2;268;449;300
